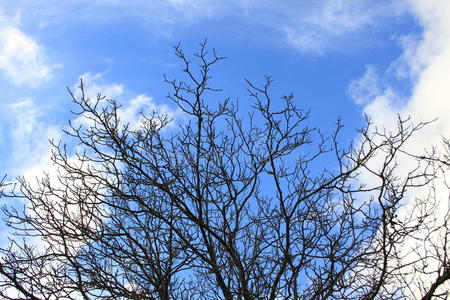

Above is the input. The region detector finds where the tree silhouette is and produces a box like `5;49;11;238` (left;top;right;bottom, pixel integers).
0;42;449;299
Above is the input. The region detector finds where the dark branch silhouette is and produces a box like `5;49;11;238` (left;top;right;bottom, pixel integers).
0;42;449;299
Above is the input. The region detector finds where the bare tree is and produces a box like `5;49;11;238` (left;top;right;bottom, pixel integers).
0;42;449;299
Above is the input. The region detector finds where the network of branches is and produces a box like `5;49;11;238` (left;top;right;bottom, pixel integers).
0;42;449;300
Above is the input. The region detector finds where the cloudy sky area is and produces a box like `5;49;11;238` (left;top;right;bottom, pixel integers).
0;0;449;296
0;0;448;209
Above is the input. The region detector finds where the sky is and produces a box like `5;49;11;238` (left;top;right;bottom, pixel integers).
0;0;441;177
1;0;449;220
0;0;449;297
0;1;449;205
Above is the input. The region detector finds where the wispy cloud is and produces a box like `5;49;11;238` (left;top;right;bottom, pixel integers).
0;13;52;86
5;71;178;181
7;99;59;176
72;72;181;130
1;0;408;55
347;66;381;104
74;72;124;100
0;0;229;33
266;0;408;54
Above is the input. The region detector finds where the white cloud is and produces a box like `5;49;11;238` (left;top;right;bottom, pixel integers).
118;94;172;129
360;0;450;149
2;75;181;299
3;75;139;179
72;72;181;130
347;66;381;104
350;0;450;296
349;0;450;155
75;72;124;100
2;74;178;293
280;0;407;54
8;99;60;176
0;24;51;86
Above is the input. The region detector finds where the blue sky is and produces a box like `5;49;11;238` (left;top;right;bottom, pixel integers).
0;1;449;200
0;1;450;297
